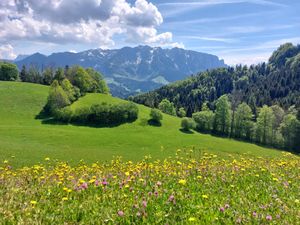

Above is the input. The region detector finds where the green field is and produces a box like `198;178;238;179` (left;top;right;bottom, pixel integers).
0;81;284;167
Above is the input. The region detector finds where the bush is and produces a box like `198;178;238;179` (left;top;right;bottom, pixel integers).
53;107;73;123
192;111;214;131
72;107;91;123
181;117;195;131
158;99;176;116
150;109;163;123
58;102;139;126
0;62;19;81
177;107;186;118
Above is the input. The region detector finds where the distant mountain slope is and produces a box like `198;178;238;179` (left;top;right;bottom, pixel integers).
131;43;300;116
15;46;226;97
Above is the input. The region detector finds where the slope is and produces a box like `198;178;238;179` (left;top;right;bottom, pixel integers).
0;81;283;167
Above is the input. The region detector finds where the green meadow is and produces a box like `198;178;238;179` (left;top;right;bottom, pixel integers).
0;81;283;167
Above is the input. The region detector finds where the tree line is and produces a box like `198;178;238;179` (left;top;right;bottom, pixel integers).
0;62;109;94
156;95;299;152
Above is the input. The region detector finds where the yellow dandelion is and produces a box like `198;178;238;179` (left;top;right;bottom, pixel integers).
188;217;196;222
62;197;68;201
89;179;96;184
178;179;187;185
202;194;209;199
30;200;37;205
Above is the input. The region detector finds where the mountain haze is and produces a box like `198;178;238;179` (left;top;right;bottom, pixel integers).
15;46;226;97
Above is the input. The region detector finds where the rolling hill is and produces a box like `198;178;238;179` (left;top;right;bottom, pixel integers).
14;46;226;97
0;81;283;167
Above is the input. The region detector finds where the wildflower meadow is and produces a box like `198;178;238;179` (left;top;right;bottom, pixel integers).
0;150;299;224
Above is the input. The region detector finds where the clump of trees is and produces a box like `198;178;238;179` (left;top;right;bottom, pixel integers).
0;62;19;81
43;66;109;114
153;94;300;151
192;102;214;132
41;66;139;126
54;102;139;126
189;94;300;151
0;62;110;96
20;65;109;94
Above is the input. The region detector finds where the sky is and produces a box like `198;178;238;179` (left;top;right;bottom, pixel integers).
0;0;299;65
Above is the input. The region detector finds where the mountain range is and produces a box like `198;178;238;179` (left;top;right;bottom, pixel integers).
14;46;226;97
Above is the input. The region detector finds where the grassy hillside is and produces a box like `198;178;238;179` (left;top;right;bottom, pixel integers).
0;81;284;167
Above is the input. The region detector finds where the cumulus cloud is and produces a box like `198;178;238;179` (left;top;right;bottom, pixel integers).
0;44;16;59
0;0;180;48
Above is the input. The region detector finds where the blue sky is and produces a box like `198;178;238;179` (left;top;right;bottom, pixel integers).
152;0;300;64
0;0;299;65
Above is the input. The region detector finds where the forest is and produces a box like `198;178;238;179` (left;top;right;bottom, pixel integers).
131;43;300;115
131;43;300;152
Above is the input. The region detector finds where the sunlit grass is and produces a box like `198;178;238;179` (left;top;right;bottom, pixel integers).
0;150;299;224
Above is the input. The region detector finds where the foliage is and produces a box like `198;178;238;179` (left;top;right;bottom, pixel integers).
59;102;139;126
0;151;299;224
181;117;195;131
177;107;186;118
44;80;71;114
158;99;176;116
85;68;110;94
150;108;163;123
256;106;275;145
234;103;253;140
42;67;54;85
54;67;65;82
280;114;299;150
132;43;300;116
61;78;76;102
214;95;232;135
15;64;109;96
0;62;19;81
192;102;214;131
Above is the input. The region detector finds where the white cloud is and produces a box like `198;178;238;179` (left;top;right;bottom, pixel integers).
0;44;16;59
159;0;286;18
0;0;180;48
180;35;236;43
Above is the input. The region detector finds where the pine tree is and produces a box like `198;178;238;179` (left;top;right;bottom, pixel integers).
20;65;27;82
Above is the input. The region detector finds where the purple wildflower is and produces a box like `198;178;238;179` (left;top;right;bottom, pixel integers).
266;215;272;221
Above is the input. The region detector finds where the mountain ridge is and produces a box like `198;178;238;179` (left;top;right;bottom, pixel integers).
14;46;226;97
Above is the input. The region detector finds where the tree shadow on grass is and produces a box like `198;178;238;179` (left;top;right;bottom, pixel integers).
147;119;162;127
179;128;194;134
